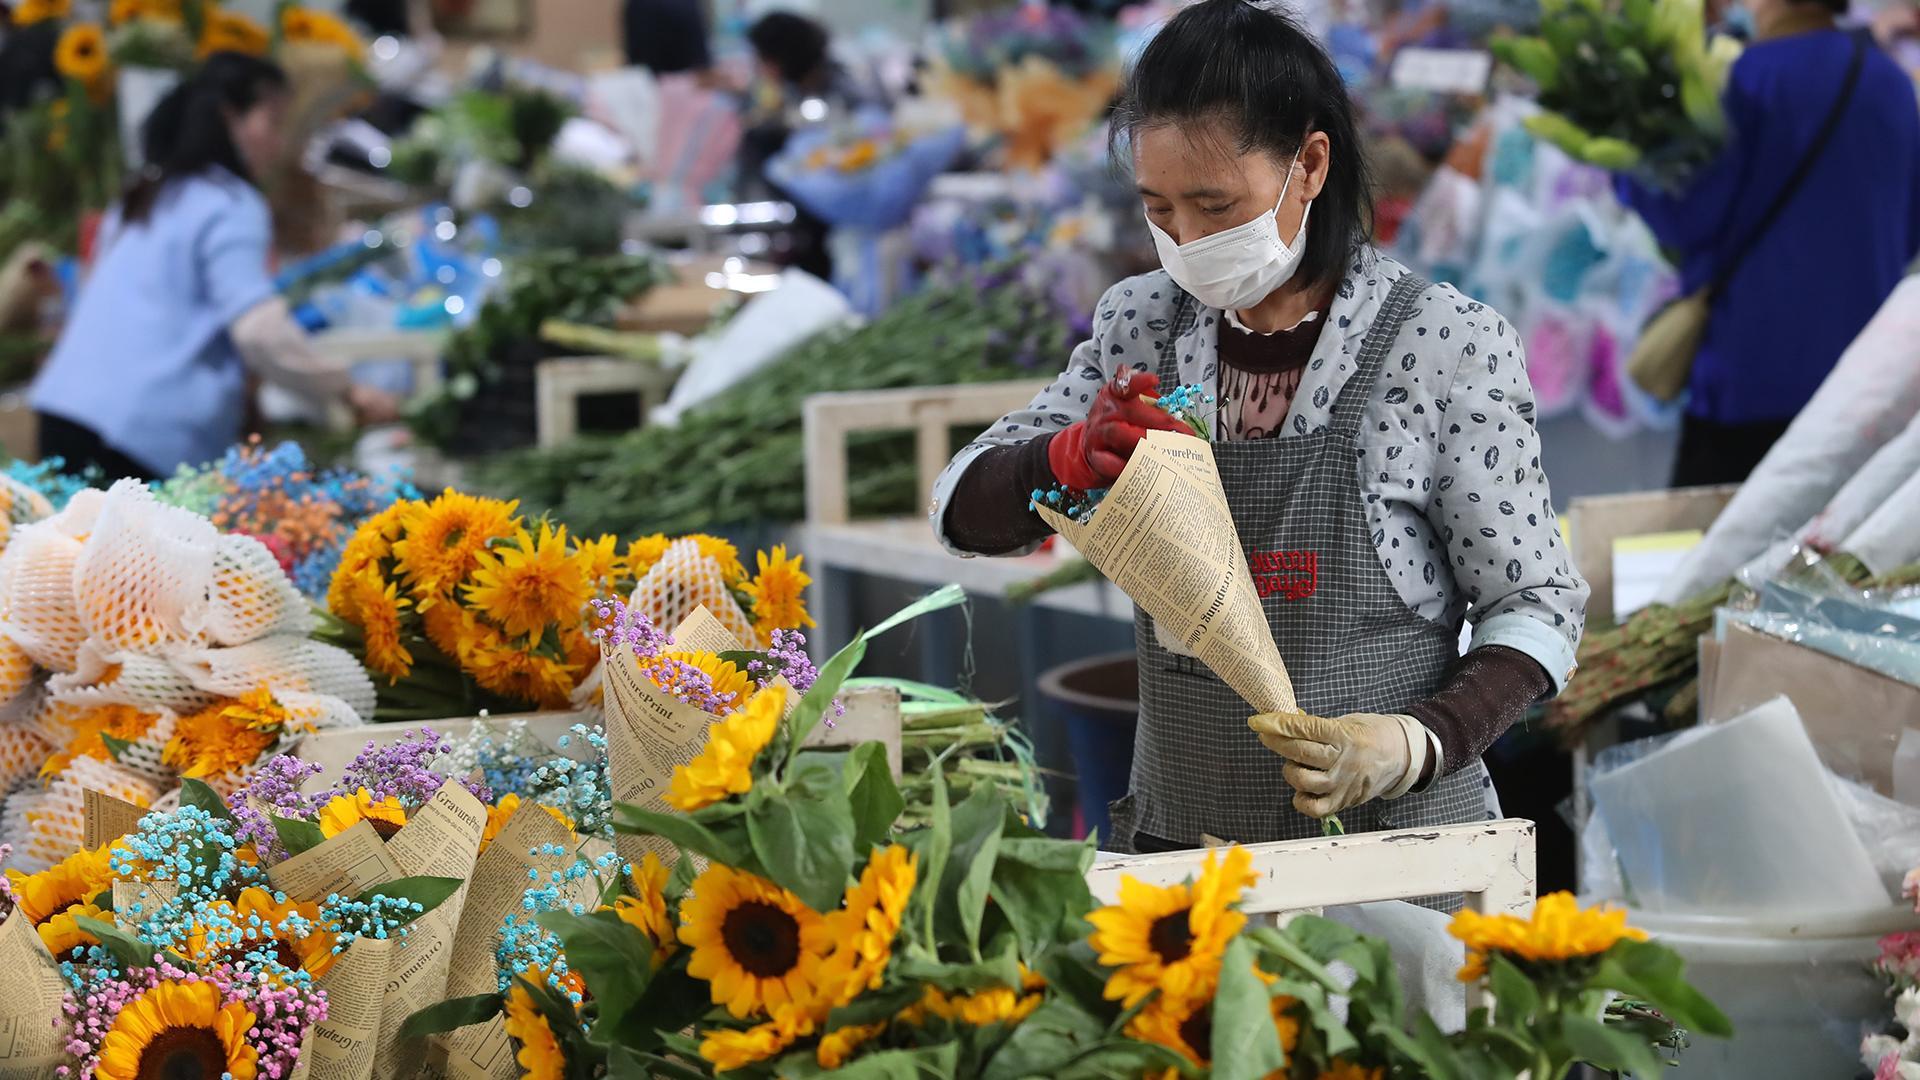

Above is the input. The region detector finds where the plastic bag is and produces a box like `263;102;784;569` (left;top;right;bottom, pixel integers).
650;269;855;427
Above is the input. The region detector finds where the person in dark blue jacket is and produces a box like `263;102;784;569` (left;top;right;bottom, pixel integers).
1616;0;1920;486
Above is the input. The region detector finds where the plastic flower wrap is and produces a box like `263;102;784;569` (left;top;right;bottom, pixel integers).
1491;0;1737;191
769;123;967;231
158;438;420;602
0;480;376;871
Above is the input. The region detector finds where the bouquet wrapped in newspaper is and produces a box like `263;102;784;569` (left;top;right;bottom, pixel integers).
0;479;376;871
0;773;462;1079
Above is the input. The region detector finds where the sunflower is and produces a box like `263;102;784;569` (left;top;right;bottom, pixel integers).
686;534;747;583
609;852;677;965
816;844;917;1005
503;978;565;1080
9;843;116;924
466;522;594;641
222;686;294;733
164;700;275;779
317;788;409;840
279;5;365;59
1086;845;1254;1007
38;901;105;961
665;685;785;812
95;979;259;1080
197;9;269;55
1449;891;1647;981
328;501;412;614
913;983;1044;1027
701;1001;819;1072
480;793;574;854
391;490;518;607
54;24;110;88
652;650;752;708
1126;967;1299;1068
817;1021;885;1069
41;703;159;777
623;534;671;580
108;0;141;23
1318;1061;1384;1080
342;568;413;682
184;888;338;979
11;0;69;26
680;862;828;1019
574;533;622;587
463;629;579;709
740;545;813;643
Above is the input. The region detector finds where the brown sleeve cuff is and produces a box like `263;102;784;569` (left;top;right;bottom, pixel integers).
941;434;1059;555
1404;644;1552;778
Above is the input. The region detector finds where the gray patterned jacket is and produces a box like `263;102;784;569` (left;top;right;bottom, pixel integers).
930;250;1589;692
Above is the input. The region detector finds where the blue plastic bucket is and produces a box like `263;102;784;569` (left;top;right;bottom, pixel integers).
1038;653;1139;841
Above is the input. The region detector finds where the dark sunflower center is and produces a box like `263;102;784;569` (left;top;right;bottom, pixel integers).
1148;909;1193;964
135;1024;227;1080
273;939;303;971
720;901;801;978
1178;1004;1213;1061
371;818;403;840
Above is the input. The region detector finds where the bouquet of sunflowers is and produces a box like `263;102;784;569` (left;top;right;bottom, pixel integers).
0;774;464;1079
323;488;814;719
399;593;1729;1080
1491;0;1739;191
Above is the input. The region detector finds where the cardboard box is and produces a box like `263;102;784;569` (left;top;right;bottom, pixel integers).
1706;621;1920;797
1567;486;1737;627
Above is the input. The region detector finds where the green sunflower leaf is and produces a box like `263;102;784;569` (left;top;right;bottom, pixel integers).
355;875;466;924
536;909;655;1024
179;777;236;823
73;915;157;970
272;815;326;857
747;777;855;912
612;802;747;866
397;993;503;1041
100;733;133;761
1212;937;1287;1080
845;740;904;854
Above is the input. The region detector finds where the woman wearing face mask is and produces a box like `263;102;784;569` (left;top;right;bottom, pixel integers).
30;53;399;481
934;0;1588;883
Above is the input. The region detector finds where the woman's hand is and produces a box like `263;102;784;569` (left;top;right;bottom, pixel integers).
1247;711;1431;818
1046;371;1195;490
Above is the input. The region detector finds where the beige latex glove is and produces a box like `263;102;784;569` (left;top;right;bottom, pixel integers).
1248;711;1430;818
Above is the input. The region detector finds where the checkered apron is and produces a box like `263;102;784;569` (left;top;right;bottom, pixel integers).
1110;274;1493;912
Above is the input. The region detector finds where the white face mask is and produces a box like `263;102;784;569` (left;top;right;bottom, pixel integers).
1147;152;1311;312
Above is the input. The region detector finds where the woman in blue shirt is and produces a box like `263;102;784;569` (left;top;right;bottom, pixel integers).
31;53;396;480
1616;0;1920;486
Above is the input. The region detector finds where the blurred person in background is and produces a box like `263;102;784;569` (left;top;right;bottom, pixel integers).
736;11;885;280
624;0;711;77
30;53;398;482
1615;0;1920;487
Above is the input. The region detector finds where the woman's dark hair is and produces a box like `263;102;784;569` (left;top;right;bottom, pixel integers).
746;12;830;87
122;52;288;224
1111;0;1373;293
0;22;61;129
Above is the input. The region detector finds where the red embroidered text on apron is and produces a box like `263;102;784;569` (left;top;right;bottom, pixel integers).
1249;549;1318;600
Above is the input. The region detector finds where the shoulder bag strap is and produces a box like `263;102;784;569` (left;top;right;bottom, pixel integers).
1710;31;1868;296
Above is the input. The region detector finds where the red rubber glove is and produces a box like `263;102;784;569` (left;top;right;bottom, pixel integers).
1047;372;1196;491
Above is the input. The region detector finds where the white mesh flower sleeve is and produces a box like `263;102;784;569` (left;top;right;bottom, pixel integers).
47;644;219;715
176;637;378;720
629;538;755;647
72;480;217;654
206;533;315;644
0;524;88;671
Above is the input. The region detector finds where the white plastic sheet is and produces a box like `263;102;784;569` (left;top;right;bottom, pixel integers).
1590;696;1888;914
650;269;854;426
1658;277;1920;603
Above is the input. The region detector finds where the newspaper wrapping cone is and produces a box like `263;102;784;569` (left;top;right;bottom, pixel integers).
435;803;604;1079
267;779;487;1080
1033;430;1298;715
601;606;753;872
0;910;72;1078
